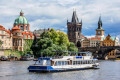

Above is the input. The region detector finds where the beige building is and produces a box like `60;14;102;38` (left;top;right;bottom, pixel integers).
81;37;90;47
0;25;12;49
89;37;101;47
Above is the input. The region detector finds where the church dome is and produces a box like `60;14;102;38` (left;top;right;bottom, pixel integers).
14;16;28;24
14;10;29;25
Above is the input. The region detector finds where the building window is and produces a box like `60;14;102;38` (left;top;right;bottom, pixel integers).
28;35;30;39
2;36;4;39
15;39;17;46
2;31;4;34
20;26;24;31
26;26;28;31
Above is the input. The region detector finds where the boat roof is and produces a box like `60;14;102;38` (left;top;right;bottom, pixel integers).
52;51;92;54
38;57;51;60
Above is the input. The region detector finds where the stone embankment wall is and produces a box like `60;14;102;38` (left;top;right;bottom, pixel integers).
0;50;4;56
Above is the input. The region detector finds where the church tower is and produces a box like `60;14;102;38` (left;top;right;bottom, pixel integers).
67;10;82;47
13;10;30;32
96;16;104;37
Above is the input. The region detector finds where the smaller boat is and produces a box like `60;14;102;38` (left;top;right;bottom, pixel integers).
20;54;34;61
28;51;99;72
0;56;9;61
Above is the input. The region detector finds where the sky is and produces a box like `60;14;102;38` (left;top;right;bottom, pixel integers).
0;0;120;38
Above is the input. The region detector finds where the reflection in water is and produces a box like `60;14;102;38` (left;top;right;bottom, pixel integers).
0;60;120;80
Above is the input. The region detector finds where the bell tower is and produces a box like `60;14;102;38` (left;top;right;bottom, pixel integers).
67;10;82;47
96;16;104;37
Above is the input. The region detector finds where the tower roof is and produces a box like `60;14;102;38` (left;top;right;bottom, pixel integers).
98;16;102;24
108;33;111;37
71;10;79;23
14;10;29;25
98;15;102;29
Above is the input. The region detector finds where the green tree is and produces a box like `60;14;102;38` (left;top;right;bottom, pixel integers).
49;28;59;45
37;38;53;49
68;42;78;55
57;30;69;46
23;39;33;54
32;28;78;57
40;31;50;39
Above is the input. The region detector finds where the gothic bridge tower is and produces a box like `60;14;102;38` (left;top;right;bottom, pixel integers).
67;10;82;47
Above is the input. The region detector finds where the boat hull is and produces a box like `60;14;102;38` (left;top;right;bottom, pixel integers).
28;65;98;72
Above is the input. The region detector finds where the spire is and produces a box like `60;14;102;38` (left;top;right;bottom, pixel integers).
108;34;111;37
67;18;68;23
20;10;24;16
98;15;102;29
81;19;82;24
71;10;79;23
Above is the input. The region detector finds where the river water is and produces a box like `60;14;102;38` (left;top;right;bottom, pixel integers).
0;60;120;80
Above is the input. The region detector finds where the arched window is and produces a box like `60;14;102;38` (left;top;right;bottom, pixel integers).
77;41;81;47
20;26;24;31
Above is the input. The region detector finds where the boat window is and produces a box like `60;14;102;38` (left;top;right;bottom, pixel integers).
54;61;56;66
88;60;89;64
91;60;93;64
64;61;68;65
62;61;64;65
86;60;88;64
73;61;75;65
82;61;85;64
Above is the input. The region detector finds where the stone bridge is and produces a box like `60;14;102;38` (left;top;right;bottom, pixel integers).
78;46;120;59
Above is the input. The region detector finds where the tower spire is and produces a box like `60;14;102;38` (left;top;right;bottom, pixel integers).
71;10;79;23
98;15;102;29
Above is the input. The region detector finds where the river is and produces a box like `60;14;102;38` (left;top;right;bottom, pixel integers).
0;60;120;80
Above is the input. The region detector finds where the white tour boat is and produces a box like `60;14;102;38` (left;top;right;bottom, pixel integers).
28;51;99;72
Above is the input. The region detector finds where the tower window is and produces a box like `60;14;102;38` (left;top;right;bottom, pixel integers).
26;26;28;31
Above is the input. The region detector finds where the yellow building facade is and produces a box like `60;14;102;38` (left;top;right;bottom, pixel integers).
101;34;119;59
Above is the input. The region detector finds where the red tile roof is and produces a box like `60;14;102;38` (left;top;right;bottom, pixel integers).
81;35;85;38
0;25;6;31
0;25;11;37
12;27;20;30
21;32;33;36
89;37;101;40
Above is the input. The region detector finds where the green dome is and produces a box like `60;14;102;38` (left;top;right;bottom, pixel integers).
14;16;29;24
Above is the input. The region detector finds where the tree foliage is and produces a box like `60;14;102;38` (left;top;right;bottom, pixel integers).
32;28;78;57
23;39;33;54
0;40;2;47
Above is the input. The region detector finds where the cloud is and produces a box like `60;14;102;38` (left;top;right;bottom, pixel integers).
85;35;95;38
0;0;120;40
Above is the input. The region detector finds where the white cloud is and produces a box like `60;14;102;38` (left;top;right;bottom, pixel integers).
85;35;95;38
30;18;62;31
0;0;120;35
